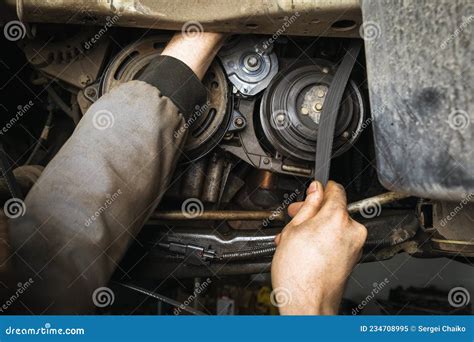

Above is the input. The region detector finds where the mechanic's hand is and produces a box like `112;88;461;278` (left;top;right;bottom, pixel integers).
271;181;367;315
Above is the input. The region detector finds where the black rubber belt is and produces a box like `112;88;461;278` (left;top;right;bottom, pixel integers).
314;40;362;186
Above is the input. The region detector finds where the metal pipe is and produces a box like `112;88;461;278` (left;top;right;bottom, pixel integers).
151;192;410;221
201;153;224;203
151;210;285;221
347;192;410;214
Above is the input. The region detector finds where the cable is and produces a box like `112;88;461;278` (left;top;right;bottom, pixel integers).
45;87;76;123
114;281;207;316
25;111;53;165
219;246;276;261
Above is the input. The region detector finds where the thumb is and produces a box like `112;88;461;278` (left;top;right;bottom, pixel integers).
289;181;324;225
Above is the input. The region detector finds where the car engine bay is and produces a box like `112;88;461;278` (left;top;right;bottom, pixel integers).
1;19;471;289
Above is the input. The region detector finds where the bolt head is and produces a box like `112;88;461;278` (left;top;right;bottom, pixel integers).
314;102;323;111
234;117;244;127
275;113;286;123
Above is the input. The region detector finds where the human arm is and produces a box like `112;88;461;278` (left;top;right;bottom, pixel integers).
8;32;224;313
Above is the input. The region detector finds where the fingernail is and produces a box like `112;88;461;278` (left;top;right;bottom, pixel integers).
307;181;318;194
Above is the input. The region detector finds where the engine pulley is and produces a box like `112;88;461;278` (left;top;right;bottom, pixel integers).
100;36;230;161
218;36;278;96
259;61;365;162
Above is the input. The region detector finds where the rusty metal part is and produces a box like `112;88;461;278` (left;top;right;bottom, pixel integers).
201;153;225;203
17;0;362;38
181;157;207;199
430;239;474;256
255;170;277;190
153;191;409;221
151;210;285;222
347;192;411;214
281;164;312;175
420;200;474;255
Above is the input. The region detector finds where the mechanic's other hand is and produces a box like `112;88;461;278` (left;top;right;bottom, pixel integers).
271;181;367;315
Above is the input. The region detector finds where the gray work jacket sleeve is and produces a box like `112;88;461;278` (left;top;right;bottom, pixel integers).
9;63;205;313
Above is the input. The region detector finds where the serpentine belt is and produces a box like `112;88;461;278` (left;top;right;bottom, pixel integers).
314;40;362;186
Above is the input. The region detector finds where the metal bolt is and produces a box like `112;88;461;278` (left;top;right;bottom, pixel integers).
317;90;325;98
263;158;270;165
275;113;286;123
301;107;309;115
85;88;96;98
314;102;323;111
247;56;258;67
234;117;244;127
244;54;261;72
342;131;350;139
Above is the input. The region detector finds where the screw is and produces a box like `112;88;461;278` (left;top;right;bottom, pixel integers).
317;90;325;98
263;158;270;165
301;107;309;115
314;102;323;111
